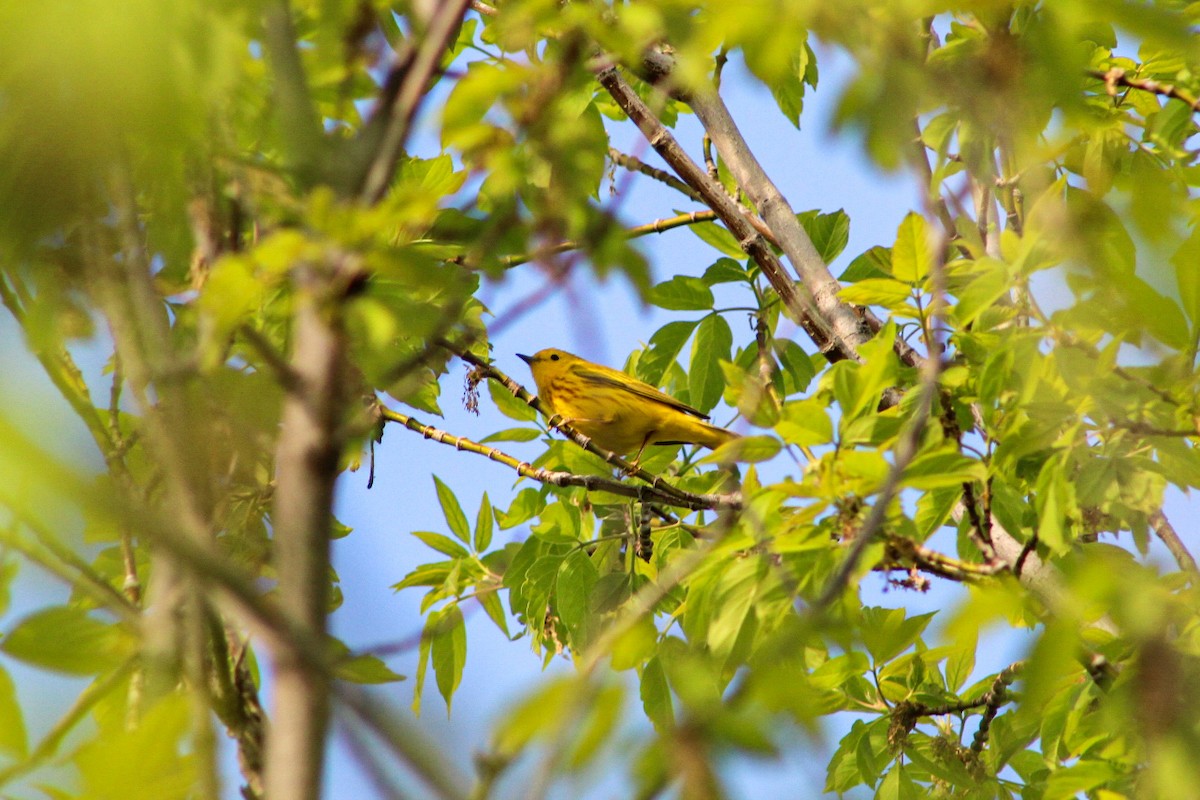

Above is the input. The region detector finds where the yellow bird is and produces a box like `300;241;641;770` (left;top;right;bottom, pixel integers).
517;348;736;463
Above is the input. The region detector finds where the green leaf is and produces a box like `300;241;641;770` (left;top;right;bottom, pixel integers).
902;450;986;490
336;653;406;684
478;589;509;637
1172;226;1200;323
914;486;960;538
1;607;131;675
1035;458;1073;554
859;607;935;664
838;278;913;312
479;427;541;443
611;616;659;671
413;611;435;715
944;635;976;693
776;397;833;446
488;378;538;422
431;606;466;713
840;246;892;282
702;435;781;464
496;488;546;529
891;212;933;283
689;314;733;413
638;320;699;386
1043;759;1121;800
393;562;453;591
701;257;749;285
76;695;195;800
433;475;471;543
556;550;598;647
494;677;573;755
810;652;871;690
474;493;494;552
412;531;470;559
0;666;27;758
647;276;714;311
689;220;746;258
876;764;920;800
952;257;1011;327
797;209;851;264
531;501;582;544
773;339;816;395
640;656;674;732
568;683;623;768
766;46;810;128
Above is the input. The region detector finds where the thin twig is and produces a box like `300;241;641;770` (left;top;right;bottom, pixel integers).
359;0;473;202
608;148;705;203
468;210;721;270
382;408;738;511
814;210;952;609
1089;67;1200;113
1149;510;1199;577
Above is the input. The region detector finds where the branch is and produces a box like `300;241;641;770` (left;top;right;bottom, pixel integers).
608;147;705;203
814;208;952;609
593;65;856;362
1149;510;1199;578
890;661;1022;748
479;210;721;270
264;260;350;800
970;662;1023;752
356;0;472;202
814;377;938;609
0;412;465;798
1089;67;1200;114
655;56;873;355
262;0;327;183
882;537;1007;582
382;408;738;511
0;513;140;624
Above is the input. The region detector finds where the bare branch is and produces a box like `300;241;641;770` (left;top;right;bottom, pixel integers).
1150;510;1199;577
609;147;705;203
1089;67;1200;114
594;65;855;363
472;210;720;270
357;0;472;203
382;408;739;511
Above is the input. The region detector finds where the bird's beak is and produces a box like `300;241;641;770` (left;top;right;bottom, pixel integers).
517;353;533;365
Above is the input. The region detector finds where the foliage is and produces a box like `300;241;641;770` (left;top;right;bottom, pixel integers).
1;1;1200;799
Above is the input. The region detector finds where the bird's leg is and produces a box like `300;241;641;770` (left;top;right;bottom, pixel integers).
626;434;653;473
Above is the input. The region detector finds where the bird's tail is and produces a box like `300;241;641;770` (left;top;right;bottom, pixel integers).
657;417;737;450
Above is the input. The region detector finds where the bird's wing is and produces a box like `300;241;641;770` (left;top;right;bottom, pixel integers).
574;365;709;419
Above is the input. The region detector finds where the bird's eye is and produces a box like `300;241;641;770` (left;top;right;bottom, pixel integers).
550;353;560;361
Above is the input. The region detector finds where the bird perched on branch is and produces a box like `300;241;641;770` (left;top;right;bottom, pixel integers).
518;348;736;465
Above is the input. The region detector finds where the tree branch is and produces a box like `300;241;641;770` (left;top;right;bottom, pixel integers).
1089;67;1200;114
382;408;738;511
593;65;857;362
263;261;350;800
262;0;327;184
356;0;472;202
1149;510;1199;577
608;147;705;203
